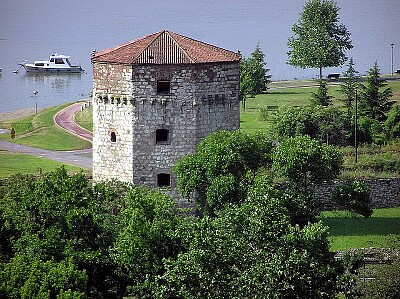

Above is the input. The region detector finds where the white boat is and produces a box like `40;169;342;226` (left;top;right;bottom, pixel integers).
18;53;84;73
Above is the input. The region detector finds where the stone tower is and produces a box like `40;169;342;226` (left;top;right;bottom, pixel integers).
91;30;241;203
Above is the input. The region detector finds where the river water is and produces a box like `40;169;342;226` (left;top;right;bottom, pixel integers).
0;0;399;113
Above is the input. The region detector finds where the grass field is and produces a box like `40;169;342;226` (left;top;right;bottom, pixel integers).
74;105;93;132
241;80;400;134
0;150;90;178
320;208;400;251
0;103;91;151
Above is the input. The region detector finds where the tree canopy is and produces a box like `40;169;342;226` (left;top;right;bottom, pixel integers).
287;0;353;79
173;130;273;216
240;44;271;97
359;62;394;122
273;135;343;193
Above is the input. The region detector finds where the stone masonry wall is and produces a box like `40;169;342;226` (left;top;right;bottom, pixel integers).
92;61;240;204
313;178;400;209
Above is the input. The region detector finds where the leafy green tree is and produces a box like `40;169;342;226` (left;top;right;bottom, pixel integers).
0;256;87;299
111;187;189;298
311;79;334;106
173;130;273;216
340;57;360;117
0;168;130;298
384;104;400;140
359;62;394;122
240;44;271;97
271;106;316;140
273;135;343;193
288;0;353;79
271;105;350;145
313;105;351;145
332;180;373;218
151;194;341;298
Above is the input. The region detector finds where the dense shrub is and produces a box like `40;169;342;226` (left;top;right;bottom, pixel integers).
332;180;372;218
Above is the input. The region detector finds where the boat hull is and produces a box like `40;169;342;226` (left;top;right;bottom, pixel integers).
22;65;83;73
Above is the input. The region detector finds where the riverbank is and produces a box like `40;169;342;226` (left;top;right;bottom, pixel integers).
0;107;45;122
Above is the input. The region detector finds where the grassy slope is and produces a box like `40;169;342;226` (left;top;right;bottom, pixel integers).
0;150;90;178
320;208;400;251
0;104;91;150
74;105;93;132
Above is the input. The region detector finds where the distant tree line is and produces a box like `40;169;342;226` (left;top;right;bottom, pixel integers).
270;59;398;146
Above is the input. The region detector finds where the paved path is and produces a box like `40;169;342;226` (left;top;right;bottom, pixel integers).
55;101;93;142
0;101;93;169
0;140;92;169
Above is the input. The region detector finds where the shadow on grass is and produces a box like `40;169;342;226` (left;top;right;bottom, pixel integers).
322;217;400;236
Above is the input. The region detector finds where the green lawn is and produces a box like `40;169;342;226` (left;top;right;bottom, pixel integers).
320;208;400;251
240;80;400;134
74;105;93;132
0;150;91;178
0;104;91;151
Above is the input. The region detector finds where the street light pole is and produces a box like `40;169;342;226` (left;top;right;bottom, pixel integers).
391;43;394;76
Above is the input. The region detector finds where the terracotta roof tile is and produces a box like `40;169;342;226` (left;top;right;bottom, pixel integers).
92;30;241;64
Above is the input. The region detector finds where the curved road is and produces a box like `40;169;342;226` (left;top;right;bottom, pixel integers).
0;101;93;169
55;101;93;142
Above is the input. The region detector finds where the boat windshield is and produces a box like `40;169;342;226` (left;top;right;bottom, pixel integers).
55;58;65;64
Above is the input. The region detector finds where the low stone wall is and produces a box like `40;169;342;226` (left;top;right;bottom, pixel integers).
313;178;400;210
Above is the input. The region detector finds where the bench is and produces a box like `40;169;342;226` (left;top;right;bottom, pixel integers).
327;73;340;80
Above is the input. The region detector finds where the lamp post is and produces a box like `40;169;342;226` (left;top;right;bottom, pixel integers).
391;43;394;76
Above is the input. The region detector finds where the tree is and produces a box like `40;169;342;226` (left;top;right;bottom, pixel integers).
273;135;343;193
240;44;271;97
287;0;353;79
359;62;394;122
311;79;334;106
332;180;373;218
0;168;131;298
111;187;189;298
340;57;360;117
173;130;273;216
271;105;350;146
151;194;341;298
385;105;400;140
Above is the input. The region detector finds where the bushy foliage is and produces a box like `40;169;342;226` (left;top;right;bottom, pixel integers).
332;180;373;218
311;79;334;106
385;105;400;140
111;187;189;297
151;194;340;298
173;130;273;216
364;257;400;298
271;105;351;146
273;135;343;193
359;62;394;122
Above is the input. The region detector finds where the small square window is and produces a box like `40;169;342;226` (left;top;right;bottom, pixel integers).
157;173;171;187
156;129;169;143
157;80;170;94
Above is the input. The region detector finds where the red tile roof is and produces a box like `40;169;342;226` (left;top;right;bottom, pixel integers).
92;30;241;64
